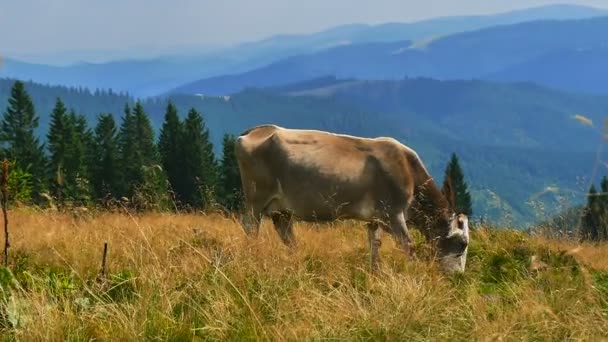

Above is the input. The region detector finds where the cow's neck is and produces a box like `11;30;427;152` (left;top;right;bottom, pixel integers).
410;177;451;241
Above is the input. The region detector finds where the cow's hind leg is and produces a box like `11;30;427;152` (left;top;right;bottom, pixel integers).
367;221;382;274
389;212;416;259
271;211;296;247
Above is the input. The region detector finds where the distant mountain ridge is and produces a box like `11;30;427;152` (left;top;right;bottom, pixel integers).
171;15;608;96
2;4;607;97
486;47;608;94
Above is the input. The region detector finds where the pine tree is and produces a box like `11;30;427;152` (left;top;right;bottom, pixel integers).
598;176;608;240
65;111;93;204
158;101;184;205
442;152;473;216
47;97;69;202
582;184;600;240
218;134;242;211
91;114;121;201
180;108;218;209
132;102;158;166
0;80;47;201
118;103;137;197
119;102;167;209
47;106;92;205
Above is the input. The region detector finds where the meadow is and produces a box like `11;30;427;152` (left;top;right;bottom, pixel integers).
0;208;607;341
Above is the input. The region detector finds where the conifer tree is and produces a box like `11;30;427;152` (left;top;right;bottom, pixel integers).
65;111;93;204
158;101;184;205
132;102;158;166
582;184;600;240
442;152;473;216
47;97;70;201
0;80;47;201
597;176;608;240
180;108;217;209
119;102;167;208
91;114;121;201
118;103;137;197
47;106;92;205
218;134;242;211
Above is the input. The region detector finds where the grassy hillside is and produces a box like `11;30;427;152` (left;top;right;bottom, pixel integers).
172;16;608;96
0;210;606;340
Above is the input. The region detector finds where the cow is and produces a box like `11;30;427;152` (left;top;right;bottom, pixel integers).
234;124;469;274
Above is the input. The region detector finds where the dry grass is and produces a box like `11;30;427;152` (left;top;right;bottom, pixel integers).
0;209;607;341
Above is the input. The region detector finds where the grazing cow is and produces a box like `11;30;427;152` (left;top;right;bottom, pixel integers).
234;124;469;274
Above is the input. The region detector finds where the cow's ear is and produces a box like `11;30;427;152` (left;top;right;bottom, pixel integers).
442;175;456;211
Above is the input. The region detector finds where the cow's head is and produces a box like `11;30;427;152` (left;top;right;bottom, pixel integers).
437;213;469;273
437;178;470;274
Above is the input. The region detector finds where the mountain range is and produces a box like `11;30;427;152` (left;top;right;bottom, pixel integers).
2;4;607;97
172;15;608;96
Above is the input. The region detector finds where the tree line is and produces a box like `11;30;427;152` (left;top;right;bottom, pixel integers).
581;177;608;241
0;80;241;211
0;80;473;218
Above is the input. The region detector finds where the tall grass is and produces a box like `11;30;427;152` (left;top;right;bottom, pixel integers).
0;209;606;340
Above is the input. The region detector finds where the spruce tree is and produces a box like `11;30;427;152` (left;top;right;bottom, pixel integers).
180;108;217;209
120;102;167;208
582;184;600;240
91;114;121;201
47;97;69;202
0;80;47;201
47;107;92;205
598;176;608;240
65;111;93;204
158;101;184;205
218;134;242;211
442;152;473;216
118;103;137;197
132;102;158;165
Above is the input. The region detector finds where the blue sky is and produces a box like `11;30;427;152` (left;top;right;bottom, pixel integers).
1;0;607;60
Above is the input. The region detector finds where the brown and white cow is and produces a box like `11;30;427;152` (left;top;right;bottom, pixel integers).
234;124;469;274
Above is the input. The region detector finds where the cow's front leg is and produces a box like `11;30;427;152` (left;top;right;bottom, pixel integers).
271;211;296;247
367;221;382;274
389;211;416;259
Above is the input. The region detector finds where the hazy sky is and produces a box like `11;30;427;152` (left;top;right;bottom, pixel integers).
1;0;607;59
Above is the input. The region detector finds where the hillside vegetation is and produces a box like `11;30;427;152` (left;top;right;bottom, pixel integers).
0;210;606;340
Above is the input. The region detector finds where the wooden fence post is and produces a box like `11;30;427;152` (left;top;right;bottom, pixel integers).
101;242;108;277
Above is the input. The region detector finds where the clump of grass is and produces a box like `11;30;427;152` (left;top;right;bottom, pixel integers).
0;210;605;340
593;272;608;312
